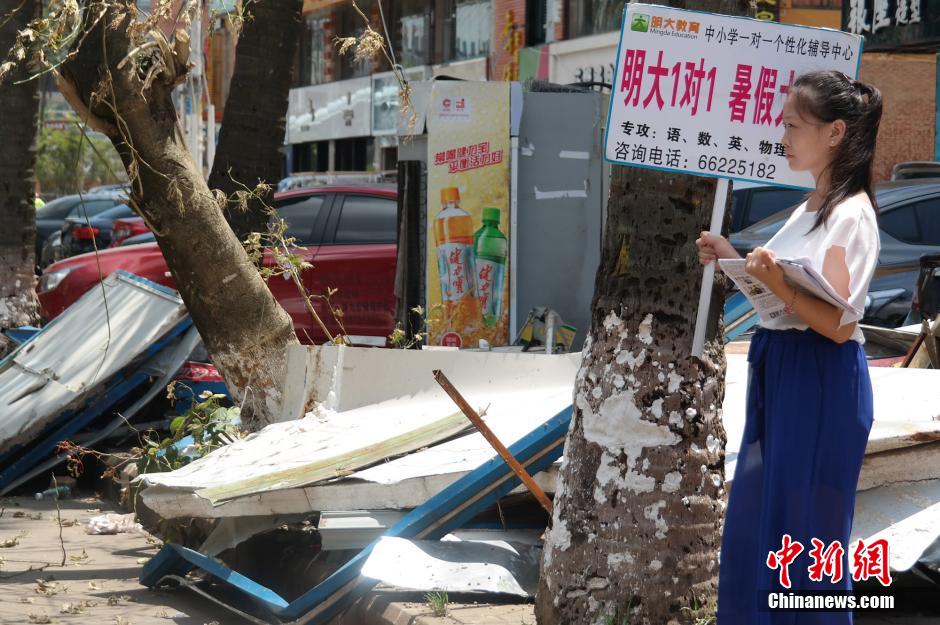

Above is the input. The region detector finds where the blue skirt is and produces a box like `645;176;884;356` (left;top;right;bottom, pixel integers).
717;328;874;625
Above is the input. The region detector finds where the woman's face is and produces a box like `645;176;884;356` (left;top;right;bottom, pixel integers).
780;93;835;174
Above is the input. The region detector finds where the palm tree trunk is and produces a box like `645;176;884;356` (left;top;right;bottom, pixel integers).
207;0;304;241
61;3;298;430
0;0;42;356
535;2;749;622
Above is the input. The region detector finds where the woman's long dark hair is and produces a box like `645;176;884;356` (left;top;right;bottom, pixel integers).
789;70;883;232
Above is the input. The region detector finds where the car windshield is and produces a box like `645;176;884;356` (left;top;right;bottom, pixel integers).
35;196;77;219
65;199;122;219
92;204;134;221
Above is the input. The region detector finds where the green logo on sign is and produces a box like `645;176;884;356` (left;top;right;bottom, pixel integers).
631;14;650;32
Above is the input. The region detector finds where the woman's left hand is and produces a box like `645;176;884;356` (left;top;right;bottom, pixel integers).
745;247;786;292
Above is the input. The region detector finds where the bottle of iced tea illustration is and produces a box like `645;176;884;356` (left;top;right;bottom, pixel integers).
434;187;480;327
473;207;507;326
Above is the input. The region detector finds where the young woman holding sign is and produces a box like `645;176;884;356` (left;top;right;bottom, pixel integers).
696;70;883;624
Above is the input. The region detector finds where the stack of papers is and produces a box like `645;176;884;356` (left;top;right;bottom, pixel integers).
719;256;859;324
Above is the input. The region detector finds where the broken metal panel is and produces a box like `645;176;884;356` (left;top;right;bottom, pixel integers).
280;343;581;418
142;351;940;520
360;536;540;597
723;353;940;480
196;410;472;504
140;406;573;622
857;442;940;491
0;271;188;455
318;511;405;551
140;465;561;520
199;513;316;557
851;479;940;574
0;325;202;496
139;352;576;504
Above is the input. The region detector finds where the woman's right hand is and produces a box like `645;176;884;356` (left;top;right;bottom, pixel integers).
695;231;739;266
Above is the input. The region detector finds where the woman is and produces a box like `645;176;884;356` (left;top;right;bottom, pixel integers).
697;70;883;624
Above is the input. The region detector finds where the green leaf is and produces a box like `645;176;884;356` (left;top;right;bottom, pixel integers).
170;416;185;435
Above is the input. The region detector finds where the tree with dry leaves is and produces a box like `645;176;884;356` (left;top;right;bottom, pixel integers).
0;0;43;358
1;0;301;429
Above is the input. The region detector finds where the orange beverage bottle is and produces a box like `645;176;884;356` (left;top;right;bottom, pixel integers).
433;188;481;342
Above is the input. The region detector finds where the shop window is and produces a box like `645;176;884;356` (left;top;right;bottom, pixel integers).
565;0;623;39
337;0;374;80
455;0;491;61
527;0;548;46
400;0;432;68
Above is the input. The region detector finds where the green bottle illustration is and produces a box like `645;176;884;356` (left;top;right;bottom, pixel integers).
473;207;507;327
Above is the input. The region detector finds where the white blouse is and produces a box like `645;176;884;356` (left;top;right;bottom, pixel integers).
757;192;881;345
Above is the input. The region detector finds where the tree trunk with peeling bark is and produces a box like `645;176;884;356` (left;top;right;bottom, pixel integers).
0;0;42;358
207;0;303;241
536;3;748;620
61;3;298;430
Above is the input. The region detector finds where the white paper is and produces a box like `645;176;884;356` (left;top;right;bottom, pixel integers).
719;257;857;324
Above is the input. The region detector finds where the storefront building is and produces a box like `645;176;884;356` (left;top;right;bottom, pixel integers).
843;0;938;179
286;0;934;180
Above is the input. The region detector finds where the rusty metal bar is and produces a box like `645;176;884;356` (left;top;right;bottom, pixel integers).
432;369;554;516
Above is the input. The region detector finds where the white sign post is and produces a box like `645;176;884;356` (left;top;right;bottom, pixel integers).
603;3;863;356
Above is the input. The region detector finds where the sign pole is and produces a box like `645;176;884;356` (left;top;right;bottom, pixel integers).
691;177;729;358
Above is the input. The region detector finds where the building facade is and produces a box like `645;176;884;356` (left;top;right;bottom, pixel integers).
285;0;933;180
843;0;938;180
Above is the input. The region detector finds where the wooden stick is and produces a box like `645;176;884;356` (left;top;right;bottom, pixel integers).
432;369;554;516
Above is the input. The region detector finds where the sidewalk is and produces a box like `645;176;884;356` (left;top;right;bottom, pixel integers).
338;593;536;625
0;495;252;625
0;495;934;625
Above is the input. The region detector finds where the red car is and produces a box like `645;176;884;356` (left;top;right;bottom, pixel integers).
38;185;398;346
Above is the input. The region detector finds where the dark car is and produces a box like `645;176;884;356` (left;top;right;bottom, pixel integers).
730;181;807;233
34;192;127;265
730;180;940;328
59;203;137;259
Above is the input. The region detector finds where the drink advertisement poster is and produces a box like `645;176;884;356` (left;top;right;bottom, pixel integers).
605;4;863;189
426;81;511;348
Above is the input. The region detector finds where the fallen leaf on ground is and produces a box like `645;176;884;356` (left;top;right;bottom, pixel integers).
27;614;51;624
20;597;35;604
13;511;42;520
115;616;131;625
107;594;133;606
68;549;90;565
35;579;66;596
87;581;101;591
60;601;96;614
0;533;25;548
55;518;78;528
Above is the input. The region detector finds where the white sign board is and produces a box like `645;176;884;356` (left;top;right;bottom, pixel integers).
604;4;864;189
